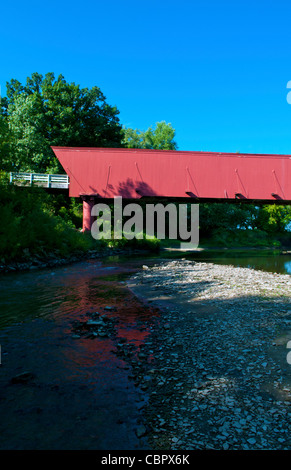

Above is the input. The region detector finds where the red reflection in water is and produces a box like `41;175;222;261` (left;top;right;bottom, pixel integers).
56;266;160;379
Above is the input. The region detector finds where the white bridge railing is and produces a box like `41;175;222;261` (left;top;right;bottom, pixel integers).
9;172;69;189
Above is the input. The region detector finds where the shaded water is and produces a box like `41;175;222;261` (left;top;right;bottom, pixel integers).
181;250;291;275
0;257;160;450
0;249;290;449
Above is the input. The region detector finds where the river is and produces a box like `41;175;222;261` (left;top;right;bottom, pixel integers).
0;249;290;450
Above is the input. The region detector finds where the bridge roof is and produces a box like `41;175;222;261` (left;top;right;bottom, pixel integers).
51;146;291;202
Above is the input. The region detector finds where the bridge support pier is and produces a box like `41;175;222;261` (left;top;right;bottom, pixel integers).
81;195;95;232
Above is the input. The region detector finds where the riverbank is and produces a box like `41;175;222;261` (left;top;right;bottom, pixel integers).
125;259;291;450
1;241;290;276
0;245;158;275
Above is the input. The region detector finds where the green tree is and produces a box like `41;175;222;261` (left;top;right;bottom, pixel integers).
122;121;178;150
0;114;10;171
199;203;260;237
0;94;10;171
256;205;291;233
4;72;124;173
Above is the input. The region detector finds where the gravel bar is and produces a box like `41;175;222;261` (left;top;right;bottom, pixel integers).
126;259;291;450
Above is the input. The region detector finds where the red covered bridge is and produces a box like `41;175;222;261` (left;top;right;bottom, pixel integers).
51;146;291;232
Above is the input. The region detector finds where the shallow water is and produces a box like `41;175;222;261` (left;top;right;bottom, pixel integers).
0;257;160;449
183;250;291;275
0;249;290;449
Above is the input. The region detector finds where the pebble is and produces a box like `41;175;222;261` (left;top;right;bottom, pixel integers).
10;371;36;384
135;425;147;438
126;259;291;450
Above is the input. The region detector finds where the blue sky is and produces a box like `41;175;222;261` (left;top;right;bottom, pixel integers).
1;0;291;154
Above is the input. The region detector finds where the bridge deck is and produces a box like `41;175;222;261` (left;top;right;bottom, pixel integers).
10;172;69;189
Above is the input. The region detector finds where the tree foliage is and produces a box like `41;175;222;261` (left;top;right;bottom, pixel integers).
199;202;291;247
122;121;178;150
256;205;291;233
2;72;123;173
0;112;10;170
1;71;290;245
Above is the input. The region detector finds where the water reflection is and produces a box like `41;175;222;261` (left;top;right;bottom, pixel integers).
284;260;291;274
179;251;291;275
1;252;290;330
0;251;290;449
0;258;160;450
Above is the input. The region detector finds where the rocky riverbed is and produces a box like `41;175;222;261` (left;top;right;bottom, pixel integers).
124;259;291;450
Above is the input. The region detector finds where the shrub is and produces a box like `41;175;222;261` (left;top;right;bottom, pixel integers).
0;182;95;260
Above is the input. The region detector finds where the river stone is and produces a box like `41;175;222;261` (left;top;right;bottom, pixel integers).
86;319;104;326
10;372;36;384
135;425;147;438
